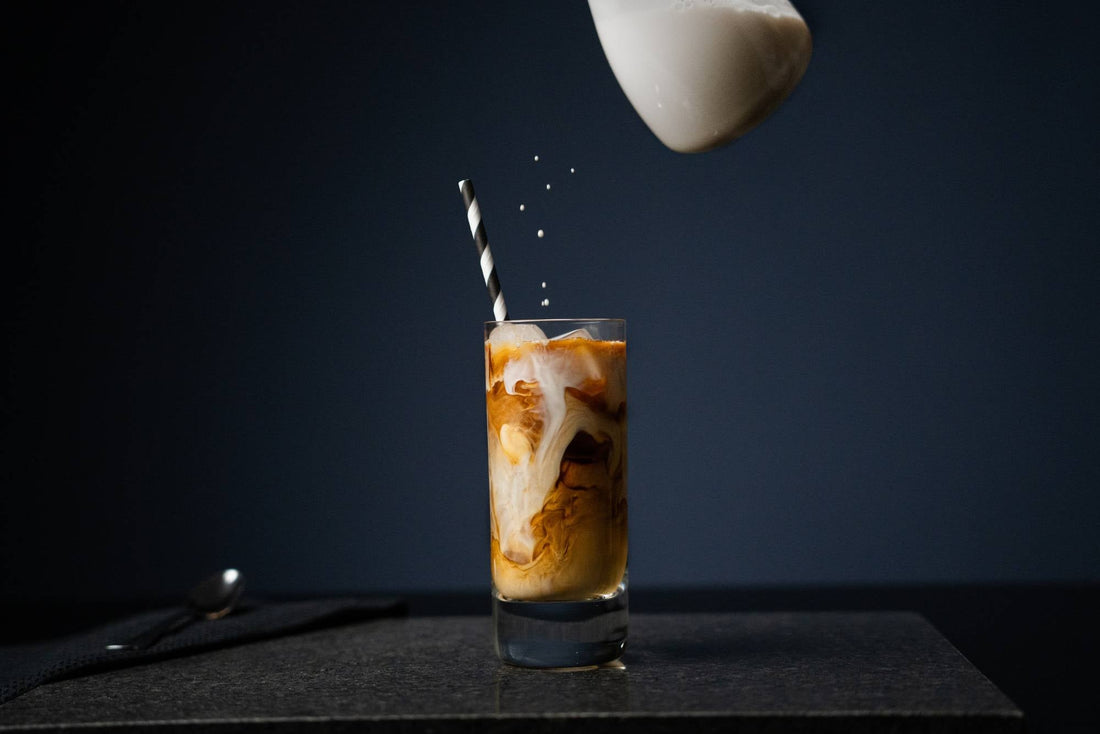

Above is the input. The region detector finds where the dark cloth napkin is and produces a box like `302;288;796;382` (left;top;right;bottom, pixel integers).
0;596;405;705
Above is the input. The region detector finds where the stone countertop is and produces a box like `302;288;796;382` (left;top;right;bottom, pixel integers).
0;612;1022;733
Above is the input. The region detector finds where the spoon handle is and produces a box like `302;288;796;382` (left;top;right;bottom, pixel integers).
106;610;195;651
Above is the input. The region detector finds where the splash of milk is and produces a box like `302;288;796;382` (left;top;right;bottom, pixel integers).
487;328;623;565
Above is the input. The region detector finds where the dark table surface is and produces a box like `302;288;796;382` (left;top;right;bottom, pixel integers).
0;611;1020;733
1;585;1096;733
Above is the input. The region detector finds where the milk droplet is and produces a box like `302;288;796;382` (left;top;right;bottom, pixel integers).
541;298;550;307
541;281;547;288
537;229;545;238
545;184;551;190
533;155;539;162
570;167;575;173
519;204;525;211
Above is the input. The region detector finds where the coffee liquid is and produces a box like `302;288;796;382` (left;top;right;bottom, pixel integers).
485;335;628;602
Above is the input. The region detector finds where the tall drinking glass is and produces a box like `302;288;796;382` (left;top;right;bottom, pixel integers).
484;319;628;668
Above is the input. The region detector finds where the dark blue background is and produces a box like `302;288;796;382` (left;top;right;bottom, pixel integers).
5;1;1098;602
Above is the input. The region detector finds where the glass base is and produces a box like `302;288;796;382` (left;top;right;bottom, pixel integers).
493;583;628;668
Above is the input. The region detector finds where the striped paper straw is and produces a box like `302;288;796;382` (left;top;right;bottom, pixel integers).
458;179;508;321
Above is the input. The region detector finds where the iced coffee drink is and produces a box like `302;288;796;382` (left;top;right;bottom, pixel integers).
484;319;628;667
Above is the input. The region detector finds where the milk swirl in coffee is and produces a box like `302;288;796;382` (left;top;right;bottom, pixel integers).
589;0;812;152
485;323;627;601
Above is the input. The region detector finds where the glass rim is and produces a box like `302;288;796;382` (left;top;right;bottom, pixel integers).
484;318;625;326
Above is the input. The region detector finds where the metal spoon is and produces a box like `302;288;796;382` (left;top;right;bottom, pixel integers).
106;568;245;651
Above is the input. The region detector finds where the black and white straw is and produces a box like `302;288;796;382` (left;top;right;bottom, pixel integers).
458;179;508;321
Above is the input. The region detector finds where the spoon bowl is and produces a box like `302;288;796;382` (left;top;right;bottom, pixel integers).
190;568;245;620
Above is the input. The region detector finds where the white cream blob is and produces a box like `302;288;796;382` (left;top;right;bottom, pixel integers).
589;0;812;152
